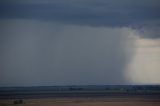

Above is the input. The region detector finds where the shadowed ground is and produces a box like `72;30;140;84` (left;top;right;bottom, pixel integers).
1;97;160;106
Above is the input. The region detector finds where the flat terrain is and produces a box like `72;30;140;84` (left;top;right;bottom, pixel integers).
1;85;160;106
1;97;160;106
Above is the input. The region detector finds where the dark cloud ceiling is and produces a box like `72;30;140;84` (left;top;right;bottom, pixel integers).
0;0;160;38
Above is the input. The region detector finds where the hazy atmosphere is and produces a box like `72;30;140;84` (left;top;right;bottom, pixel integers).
0;0;160;86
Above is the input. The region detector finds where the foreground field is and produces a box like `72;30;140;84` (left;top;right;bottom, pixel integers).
1;98;160;106
1;85;160;106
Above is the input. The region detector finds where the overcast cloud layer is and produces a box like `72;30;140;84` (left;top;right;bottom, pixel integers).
0;0;160;38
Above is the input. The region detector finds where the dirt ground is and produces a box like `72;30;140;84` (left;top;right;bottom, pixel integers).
0;98;160;106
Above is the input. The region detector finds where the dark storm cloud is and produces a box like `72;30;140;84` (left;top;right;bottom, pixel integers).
1;0;160;38
0;0;160;27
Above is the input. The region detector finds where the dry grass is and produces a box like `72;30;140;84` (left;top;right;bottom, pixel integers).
1;98;160;106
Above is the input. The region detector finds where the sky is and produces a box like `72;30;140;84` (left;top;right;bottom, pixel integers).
0;0;160;86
